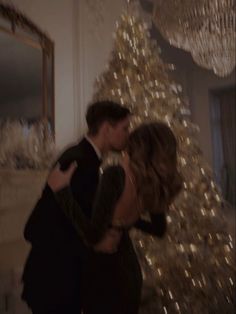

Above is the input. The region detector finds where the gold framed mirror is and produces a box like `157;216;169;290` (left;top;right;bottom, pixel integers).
0;2;55;133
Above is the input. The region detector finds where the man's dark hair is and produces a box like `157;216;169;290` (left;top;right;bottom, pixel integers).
86;101;130;135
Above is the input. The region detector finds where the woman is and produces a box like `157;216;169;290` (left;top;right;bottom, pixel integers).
48;122;182;314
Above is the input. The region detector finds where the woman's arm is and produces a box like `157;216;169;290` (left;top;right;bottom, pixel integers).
53;165;125;245
55;186;93;245
89;165;125;241
134;212;167;237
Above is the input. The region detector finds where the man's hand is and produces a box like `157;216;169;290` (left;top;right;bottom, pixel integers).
94;228;122;254
47;162;77;192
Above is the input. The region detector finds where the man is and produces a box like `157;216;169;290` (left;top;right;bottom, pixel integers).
21;101;131;314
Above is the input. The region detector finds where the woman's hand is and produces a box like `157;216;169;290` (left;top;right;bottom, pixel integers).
93;228;122;254
47;162;77;192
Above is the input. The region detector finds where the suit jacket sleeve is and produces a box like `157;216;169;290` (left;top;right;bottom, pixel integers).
23;184;83;254
23;145;99;254
55;165;125;245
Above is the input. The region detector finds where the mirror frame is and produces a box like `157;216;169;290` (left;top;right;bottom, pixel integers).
0;1;55;134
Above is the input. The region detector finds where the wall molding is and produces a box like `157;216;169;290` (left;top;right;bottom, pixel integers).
73;0;87;139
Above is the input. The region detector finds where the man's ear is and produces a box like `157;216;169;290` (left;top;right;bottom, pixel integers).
101;121;112;134
99;121;110;137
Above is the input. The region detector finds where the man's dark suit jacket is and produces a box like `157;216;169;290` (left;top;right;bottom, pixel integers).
21;138;101;310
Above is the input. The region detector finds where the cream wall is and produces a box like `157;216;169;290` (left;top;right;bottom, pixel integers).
76;0;126;131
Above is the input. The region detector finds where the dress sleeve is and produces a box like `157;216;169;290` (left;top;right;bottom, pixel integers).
55;165;125;245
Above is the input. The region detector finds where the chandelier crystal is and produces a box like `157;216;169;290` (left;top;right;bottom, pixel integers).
153;0;236;77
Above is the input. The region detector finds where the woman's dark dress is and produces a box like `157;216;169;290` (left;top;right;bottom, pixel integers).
55;165;166;314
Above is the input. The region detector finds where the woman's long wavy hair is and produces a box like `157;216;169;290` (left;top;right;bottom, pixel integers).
127;122;182;213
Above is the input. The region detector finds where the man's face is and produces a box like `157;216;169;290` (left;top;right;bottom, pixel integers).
107;116;130;151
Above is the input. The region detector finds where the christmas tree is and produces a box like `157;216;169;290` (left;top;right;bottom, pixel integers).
93;12;235;314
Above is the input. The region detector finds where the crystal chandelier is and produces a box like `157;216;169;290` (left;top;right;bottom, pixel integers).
153;0;236;77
